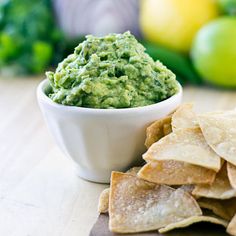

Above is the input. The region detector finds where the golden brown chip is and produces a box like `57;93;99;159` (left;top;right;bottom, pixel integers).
227;213;236;236
171;103;199;131
126;167;141;176
143;127;221;171
163;122;172;136
159;215;228;233
109;172;202;233
227;162;236;189
198;111;236;166
198;198;236;221
138;160;216;185
145;116;172;148
192;163;236;199
98;188;110;213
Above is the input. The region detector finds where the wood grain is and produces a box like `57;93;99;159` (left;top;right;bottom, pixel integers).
0;77;236;236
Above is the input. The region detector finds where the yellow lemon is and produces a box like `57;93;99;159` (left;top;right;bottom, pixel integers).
140;0;219;53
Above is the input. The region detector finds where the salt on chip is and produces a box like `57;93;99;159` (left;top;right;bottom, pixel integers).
98;188;110;213
192;163;236;199
143;127;221;171
227;162;236;189
138;160;216;185
227;213;236;236
171;103;198;130
159;215;228;233
198;111;236;166
109;172;202;233
145;116;172;148
198;198;236;221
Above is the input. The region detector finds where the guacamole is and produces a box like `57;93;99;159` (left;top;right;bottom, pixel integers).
46;32;178;109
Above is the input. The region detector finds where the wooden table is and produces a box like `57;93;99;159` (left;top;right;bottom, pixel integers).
1;77;236;236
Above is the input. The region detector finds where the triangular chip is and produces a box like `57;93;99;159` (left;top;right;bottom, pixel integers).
192;163;236;199
159;215;228;233
109;172;202;233
98;188;110;214
138;160;216;185
227;162;236;189
227;213;236;236
98;167;141;214
198;198;236;221
198;111;236;166
143;127;221;171
172;103;199;130
145;116;172;148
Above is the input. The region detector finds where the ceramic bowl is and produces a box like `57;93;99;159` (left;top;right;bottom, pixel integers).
37;79;182;183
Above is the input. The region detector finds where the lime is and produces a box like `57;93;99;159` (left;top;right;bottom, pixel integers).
140;0;219;53
191;17;236;87
218;0;236;15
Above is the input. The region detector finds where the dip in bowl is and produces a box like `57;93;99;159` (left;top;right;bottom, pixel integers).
37;32;182;183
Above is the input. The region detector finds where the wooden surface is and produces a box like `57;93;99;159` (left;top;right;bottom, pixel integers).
1;77;236;236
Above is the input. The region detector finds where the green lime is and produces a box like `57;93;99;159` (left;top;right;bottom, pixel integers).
218;0;236;15
191;17;236;87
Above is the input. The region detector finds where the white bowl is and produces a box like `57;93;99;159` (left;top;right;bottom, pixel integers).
37;79;182;183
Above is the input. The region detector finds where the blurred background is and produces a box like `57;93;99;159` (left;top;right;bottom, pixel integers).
0;0;236;88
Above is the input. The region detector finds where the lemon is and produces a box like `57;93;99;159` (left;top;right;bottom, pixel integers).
191;17;236;87
140;0;219;53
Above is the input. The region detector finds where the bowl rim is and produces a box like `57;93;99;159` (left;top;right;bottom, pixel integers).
37;79;182;114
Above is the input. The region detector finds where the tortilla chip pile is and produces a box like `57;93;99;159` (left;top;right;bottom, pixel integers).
98;103;236;235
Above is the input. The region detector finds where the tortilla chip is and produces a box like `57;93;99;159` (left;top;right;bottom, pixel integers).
138;160;216;185
159;215;228;233
98;188;110;213
145;116;172;148
198;111;236;166
227;162;236;189
227;213;236;236
198;198;236;221
109;172;202;233
126;167;141;176
143;127;221;171
172;103;198;130
192;163;236;199
98;168;141;214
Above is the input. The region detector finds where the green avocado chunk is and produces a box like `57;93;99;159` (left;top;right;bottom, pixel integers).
46;32;178;109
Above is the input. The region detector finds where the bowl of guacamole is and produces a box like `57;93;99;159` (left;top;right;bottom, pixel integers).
46;32;179;109
37;32;182;183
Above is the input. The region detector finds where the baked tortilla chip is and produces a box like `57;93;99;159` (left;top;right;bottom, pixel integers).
109;172;202;233
198;198;236;221
159;215;228;233
172;103;199;130
145;116;172;148
143;127;221;171
198;111;236;166
227;213;236;236
227;162;236;189
98;167;141;213
98;188;110;213
138;160;216;185
192;163;236;199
